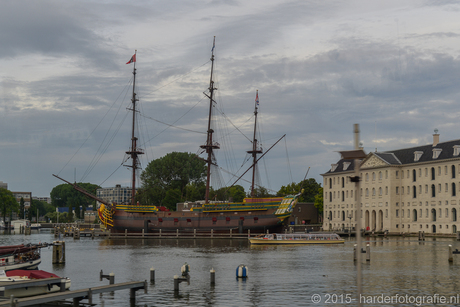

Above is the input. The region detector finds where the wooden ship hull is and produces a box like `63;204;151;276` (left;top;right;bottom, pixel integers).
98;196;299;233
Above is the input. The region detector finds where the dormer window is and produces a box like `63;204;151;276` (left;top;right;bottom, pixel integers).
432;148;442;159
414;151;423;162
343;162;351;170
331;164;338;172
453;145;460;157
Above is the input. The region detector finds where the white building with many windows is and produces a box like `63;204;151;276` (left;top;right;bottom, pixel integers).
322;132;460;234
96;184;135;205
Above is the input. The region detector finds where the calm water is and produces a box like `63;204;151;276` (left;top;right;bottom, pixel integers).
2;231;460;306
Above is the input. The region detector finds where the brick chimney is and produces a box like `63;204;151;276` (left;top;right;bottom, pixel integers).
433;129;439;147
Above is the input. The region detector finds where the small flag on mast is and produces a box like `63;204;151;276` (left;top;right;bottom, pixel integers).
255;91;259;106
126;54;136;64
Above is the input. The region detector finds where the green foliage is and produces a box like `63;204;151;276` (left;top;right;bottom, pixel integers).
139;152;206;207
184;182;206;202
250;186;274;198
50;182;100;216
314;187;323;214
0;188;19;222
209;185;246;202
277;178;322;202
162;189;182;210
19;198;25;220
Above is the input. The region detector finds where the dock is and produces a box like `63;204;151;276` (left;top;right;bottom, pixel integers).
0;280;147;307
54;226;256;239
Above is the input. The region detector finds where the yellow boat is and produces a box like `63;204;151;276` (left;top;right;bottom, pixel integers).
249;233;345;245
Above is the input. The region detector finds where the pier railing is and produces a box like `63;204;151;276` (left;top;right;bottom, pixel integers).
54;226;259;239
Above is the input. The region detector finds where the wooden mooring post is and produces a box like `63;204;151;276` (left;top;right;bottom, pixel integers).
52;241;65;264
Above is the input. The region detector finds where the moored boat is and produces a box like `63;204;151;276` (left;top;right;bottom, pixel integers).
249;233;345;245
0;269;70;298
0;244;43;271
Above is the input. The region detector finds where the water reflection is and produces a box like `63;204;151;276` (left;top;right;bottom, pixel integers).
2;233;460;305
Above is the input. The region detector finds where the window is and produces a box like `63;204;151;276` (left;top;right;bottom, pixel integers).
329;178;332;189
385;187;388;195
329;192;332;202
413;169;417;182
431;185;436;197
453;183;456;196
454;145;460;157
453;165;456;179
396;171;399;179
446;183;448;192
379;172;382;180
365;173;369;182
372;188;376;196
396;187;399;195
413;186;416;198
379;187;382;196
372;172;376;181
396;209;399;217
342;177;344;188
342;191;345;202
366;189;369;197
453;208;457;222
431;168;435;180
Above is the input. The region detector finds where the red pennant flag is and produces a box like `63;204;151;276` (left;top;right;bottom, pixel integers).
126;54;136;64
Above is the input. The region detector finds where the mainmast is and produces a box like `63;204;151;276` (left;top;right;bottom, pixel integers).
200;37;220;203
247;90;263;197
125;50;144;205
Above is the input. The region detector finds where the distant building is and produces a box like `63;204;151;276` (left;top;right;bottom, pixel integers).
322;131;460;235
12;192;32;209
96;184;135;204
0;181;7;189
286;202;320;225
33;197;51;204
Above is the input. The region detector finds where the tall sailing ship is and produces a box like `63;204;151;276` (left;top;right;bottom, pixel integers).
55;38;300;233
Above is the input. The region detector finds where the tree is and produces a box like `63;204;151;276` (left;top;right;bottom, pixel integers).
314;187;323;214
250;186;274;198
50;182;100;216
139;152;206;207
0;188;18;224
277;178;322;202
19;198;25;220
209;185;246;202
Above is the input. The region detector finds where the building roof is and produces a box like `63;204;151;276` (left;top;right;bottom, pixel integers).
323;137;460;175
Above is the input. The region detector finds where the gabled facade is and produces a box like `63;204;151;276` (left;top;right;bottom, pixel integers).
322;133;460;234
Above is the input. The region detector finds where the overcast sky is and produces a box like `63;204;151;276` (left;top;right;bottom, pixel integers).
2;0;460;197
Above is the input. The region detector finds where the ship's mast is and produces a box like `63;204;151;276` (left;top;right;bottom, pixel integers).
125;50;144;205
247;90;263;197
200;37;219;203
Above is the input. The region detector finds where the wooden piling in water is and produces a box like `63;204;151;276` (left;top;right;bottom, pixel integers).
52;241;65;264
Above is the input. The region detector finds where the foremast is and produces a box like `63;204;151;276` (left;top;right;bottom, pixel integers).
247;90;263;197
125;50;144;205
200;37;220;204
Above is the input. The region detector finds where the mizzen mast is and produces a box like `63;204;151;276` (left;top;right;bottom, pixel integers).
125;50;144;205
200;37;220;203
247;90;263;197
